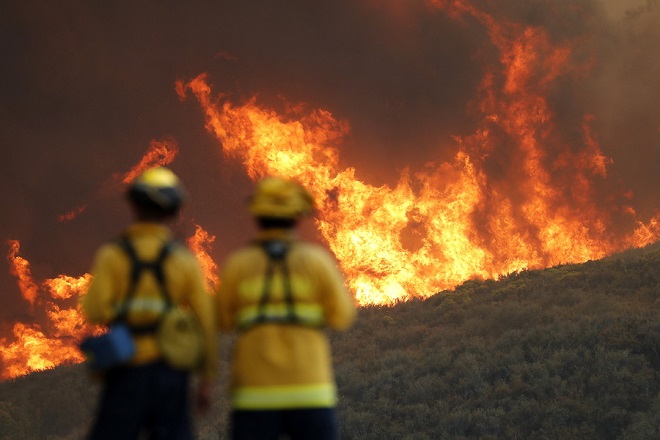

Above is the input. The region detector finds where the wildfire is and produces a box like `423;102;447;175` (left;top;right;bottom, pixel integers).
187;225;220;291
1;240;91;380
0;323;84;379
7;240;39;306
120;139;179;184
43;274;94;300
0;138;208;380
176;0;659;305
1;228;218;380
3;0;659;380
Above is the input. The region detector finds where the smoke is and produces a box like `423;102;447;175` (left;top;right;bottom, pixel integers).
0;0;658;322
591;0;660;220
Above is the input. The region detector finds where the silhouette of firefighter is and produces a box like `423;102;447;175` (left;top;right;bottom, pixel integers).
216;176;356;440
81;167;217;440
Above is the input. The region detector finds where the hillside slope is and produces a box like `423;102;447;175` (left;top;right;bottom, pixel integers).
0;243;658;439
333;243;659;439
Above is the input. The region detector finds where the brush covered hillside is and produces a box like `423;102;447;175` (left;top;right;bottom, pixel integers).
0;244;658;440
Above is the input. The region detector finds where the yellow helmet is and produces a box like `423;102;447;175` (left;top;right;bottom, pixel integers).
249;177;314;219
127;167;186;216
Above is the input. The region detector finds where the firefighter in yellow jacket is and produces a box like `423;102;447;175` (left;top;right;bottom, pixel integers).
81;167;217;440
216;177;356;440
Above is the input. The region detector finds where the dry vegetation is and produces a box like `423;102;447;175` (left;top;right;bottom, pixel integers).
1;243;658;439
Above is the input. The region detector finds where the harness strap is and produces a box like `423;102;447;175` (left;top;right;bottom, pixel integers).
114;236;175;334
243;240;300;329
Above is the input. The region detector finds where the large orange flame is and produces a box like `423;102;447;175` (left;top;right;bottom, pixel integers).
1;241;91;379
176;1;659;305
0;323;85;379
3;1;658;380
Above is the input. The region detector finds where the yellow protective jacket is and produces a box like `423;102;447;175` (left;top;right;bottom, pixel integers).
216;228;356;410
81;223;218;380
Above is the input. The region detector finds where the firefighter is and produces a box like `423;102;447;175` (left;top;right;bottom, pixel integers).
216;177;356;440
81;167;217;440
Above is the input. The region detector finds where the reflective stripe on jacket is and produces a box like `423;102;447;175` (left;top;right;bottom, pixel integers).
217;228;356;409
232;383;337;410
81;222;218;380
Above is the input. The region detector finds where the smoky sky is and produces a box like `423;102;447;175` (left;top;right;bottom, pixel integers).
0;0;658;323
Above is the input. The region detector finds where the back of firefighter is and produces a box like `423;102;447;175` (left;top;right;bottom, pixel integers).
81;167;217;440
216;177;356;440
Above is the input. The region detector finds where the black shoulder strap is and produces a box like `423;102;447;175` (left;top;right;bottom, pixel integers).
115;236;175;324
253;240;298;326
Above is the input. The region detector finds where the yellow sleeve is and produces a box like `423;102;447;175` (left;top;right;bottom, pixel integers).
81;244;121;324
181;251;219;381
313;248;357;331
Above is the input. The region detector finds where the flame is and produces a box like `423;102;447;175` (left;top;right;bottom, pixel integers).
7;240;39;306
177;1;659;305
58;205;88;222
1;226;216;380
43;273;94;300
3;1;659;379
187;225;220;291
0;323;85;379
120;139;179;184
1;140;191;380
630;216;660;249
428;1;619;267
1;242;92;379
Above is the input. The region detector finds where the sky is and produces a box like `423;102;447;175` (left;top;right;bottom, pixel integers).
0;0;658;323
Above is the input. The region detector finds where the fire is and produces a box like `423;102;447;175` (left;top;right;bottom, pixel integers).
0;139;200;380
0;323;85;379
1;242;92;379
187;225;220;291
1;229;217;380
120;139;179;184
176;0;659;305
58;205;87;222
7;240;39;306
43;274;94;300
630;217;660;249
3;0;658;380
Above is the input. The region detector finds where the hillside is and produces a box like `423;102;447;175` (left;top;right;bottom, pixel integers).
0;243;658;439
